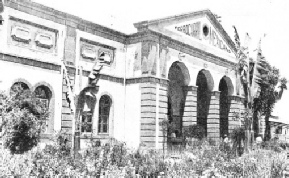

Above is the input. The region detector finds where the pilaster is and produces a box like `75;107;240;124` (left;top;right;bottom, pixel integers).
207;91;220;139
140;83;157;149
182;86;198;127
228;95;246;133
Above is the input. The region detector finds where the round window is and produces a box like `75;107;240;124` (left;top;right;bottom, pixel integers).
203;25;209;37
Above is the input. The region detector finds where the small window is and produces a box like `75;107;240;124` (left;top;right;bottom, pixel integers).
10;82;29;95
34;86;52;132
81;111;93;132
203;25;209;37
80;93;96;133
98;95;111;134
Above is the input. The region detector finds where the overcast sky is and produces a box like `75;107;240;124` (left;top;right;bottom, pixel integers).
33;0;289;78
32;0;289;115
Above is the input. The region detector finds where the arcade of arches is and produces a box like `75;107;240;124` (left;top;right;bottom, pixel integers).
167;62;240;142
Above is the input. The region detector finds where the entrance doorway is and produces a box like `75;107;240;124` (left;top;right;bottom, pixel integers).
219;76;233;138
168;62;190;138
196;69;214;136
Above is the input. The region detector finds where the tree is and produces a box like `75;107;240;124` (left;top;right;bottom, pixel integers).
253;65;287;141
0;84;49;154
233;27;287;146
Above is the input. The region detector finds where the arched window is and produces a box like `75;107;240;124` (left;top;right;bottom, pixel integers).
98;95;111;134
34;86;52;108
34;85;52;132
10;82;30;95
81;93;95;133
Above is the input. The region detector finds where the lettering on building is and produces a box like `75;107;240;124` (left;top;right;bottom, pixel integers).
175;22;231;53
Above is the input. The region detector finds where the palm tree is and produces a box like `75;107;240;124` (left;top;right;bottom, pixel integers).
232;27;287;147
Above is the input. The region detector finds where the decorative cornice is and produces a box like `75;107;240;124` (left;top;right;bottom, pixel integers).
133;9;237;54
80;38;116;50
4;0;127;43
10;16;58;33
79;68;168;86
211;91;221;98
4;0;237;70
183;85;198;92
228;95;245;102
0;52;61;71
127;30;236;69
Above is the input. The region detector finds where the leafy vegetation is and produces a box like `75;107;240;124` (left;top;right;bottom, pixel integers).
0;85;49;154
0;133;287;177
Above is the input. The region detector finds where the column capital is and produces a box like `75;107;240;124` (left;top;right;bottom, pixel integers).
228;95;245;102
183;85;198;92
211;91;221;98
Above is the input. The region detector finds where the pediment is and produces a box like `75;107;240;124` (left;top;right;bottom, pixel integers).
134;10;237;59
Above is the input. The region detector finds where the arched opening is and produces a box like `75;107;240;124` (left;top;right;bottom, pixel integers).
98;95;112;134
196;69;214;136
34;85;52;107
34;85;52;132
219;78;229;138
75;88;97;133
168;62;190;139
10;82;30;95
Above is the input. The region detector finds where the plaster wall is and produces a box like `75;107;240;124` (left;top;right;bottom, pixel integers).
0;7;66;66
0;60;63;132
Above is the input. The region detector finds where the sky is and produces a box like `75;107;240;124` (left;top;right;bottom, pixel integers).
33;0;289;115
32;0;289;78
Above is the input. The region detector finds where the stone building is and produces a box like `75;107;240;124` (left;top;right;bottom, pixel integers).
0;0;245;149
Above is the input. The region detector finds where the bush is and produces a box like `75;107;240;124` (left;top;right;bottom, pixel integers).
230;127;245;156
0;133;287;177
0;87;49;154
183;124;206;140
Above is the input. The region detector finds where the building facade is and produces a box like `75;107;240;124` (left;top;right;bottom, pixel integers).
0;0;246;149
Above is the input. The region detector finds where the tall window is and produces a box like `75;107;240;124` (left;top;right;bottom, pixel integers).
81;111;93;132
34;86;52;132
98;95;111;134
81;93;95;133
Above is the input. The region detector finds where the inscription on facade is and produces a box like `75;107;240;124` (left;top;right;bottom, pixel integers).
175;22;231;53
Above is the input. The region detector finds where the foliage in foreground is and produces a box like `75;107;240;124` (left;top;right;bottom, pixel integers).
0;86;49;154
0;132;287;177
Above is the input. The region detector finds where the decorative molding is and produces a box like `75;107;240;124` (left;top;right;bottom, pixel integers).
35;33;54;49
80;38;115;65
0;53;61;72
81;45;97;60
9;16;58;33
127;30;237;69
183;85;198;92
225;68;229;75
98;49;113;65
11;26;31;43
203;63;208;69
80;38;116;50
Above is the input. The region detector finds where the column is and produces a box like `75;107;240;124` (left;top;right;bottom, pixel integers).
158;84;168;150
140;83;157;149
182;86;198;127
207;91;220;140
228;95;246;134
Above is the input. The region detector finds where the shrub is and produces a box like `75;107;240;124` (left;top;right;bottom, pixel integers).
183;124;206;140
0;132;287;177
0;87;49;154
230;127;245;156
